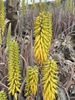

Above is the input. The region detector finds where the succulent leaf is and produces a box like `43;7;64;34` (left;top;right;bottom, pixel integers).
6;23;11;52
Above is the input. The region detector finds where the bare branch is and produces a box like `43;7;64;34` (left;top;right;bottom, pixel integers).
0;81;8;89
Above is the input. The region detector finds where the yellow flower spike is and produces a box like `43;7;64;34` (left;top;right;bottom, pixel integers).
8;41;21;100
69;0;74;13
0;0;5;36
65;0;69;10
34;12;52;66
25;66;38;97
42;59;58;100
55;0;61;5
21;0;25;14
0;90;7;100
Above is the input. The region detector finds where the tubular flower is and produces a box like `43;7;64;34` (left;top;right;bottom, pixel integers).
0;0;5;36
25;66;38;98
8;41;21;100
0;90;7;100
34;12;52;65
42;60;58;100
